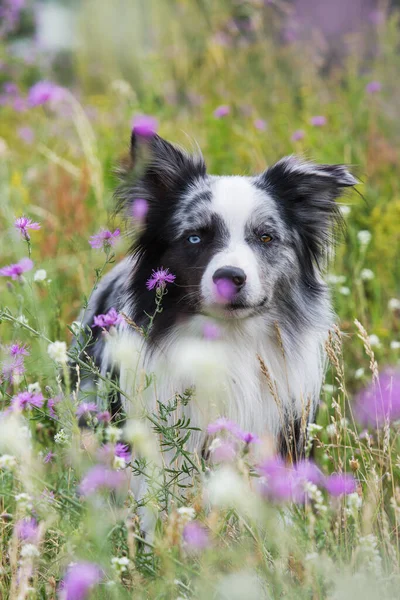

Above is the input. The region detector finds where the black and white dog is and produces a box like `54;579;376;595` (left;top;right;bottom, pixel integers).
76;132;356;464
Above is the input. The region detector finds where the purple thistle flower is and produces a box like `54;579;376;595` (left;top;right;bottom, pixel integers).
203;322;221;341
0;257;33;280
240;431;261;445
28;81;65;107
207;417;239;436
1;355;25;383
214;278;237;302
79;465;125;496
9;342;29;356
97;410;111;423
310;115;327;127
146;267;176;291
15;517;39;543
17;126;34;144
366;81;382;94
214;105;230;118
210;439;236;463
13;96;27;112
47;396;61;418
132;114;158;137
3;82;18;95
132;198;149;222
60;562;102;600
14;216;41;240
324;472;356;497
44;451;55;464
115;443;131;461
93;307;123;330
254;119;267;131
354;370;400;427
291;129;305;142
11;390;44;411
88;228;120;250
294;460;324;486
258;457;322;503
183;521;210;551
76;402;98;418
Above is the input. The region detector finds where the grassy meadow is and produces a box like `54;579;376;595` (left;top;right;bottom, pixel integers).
1;1;400;598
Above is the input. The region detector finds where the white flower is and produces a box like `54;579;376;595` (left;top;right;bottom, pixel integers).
15;493;33;511
323;384;336;395
54;428;70;446
111;79;132;96
358;534;382;576
347;492;362;512
113;456;127;471
326;423;337;438
111;556;130;576
47;341;68;364
339;205;351;216
388;298;400;312
33;269;47;282
20;544;40;560
357;230;372;246
368;334;381;348
28;382;41;394
105;426;122;443
0;454;17;470
339;286;350;296
325;274;346;285
205;466;256;514
354;368;365;379
177;507;196;523
307;423;323;437
390;340;400;350
360;268;374;281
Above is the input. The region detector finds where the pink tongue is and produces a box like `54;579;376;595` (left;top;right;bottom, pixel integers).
215;279;236;303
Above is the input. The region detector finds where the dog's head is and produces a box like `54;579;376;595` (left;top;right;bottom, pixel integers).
117;133;356;333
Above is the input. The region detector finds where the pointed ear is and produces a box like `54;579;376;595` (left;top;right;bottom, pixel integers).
259;156;357;263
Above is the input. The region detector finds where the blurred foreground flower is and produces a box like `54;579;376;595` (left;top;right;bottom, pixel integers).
16;517;39;543
310;116;327;126
89;228;120;250
146;267;176;290
214;105;230;118
355;370;400;426
183;521;210;551
0;257;33;280
132;114;158;137
28;81;65;107
47;341;68;364
366;81;382;94
291;129;305;141
79;465;125;496
11;390;44;411
93;307;122;330
59;562;102;600
325;473;356;496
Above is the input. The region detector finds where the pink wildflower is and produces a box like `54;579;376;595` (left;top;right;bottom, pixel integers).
79;465;125;496
146;267;176;290
0;257;33;280
60;562;102;600
183;521;210;551
366;81;382;94
9;343;29;356
11;390;44;411
324;472;356;497
88;228;120;250
310;115;327;127
254;119;267;131
14;216;41;241
28;81;65;107
291;129;305;142
93;307;123;330
213;105;230;118
15;517;39;543
76;402;98;418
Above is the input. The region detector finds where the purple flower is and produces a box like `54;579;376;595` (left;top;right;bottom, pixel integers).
366;81;382;94
15;517;39;543
214;105;230;118
1;355;25;383
0;257;33;280
76;402;98;418
146;267;176;290
291;129;305;142
294;460;324;486
254;119;267;131
97;411;111;423
93;308;123;330
14;216;41;240
4;82;18;95
17;126;34;144
132;114;158;137
203;323;221;341
355;370;400;426
11;390;44;411
240;431;261;445
324;472;356;497
44;451;55;464
79;465;125;496
28;81;65;107
115;443;130;461
47;396;61;418
214;279;236;302
207;417;239;436
13;97;27;112
132;198;149;222
258;458;322;503
210;439;236;463
9;343;29;357
60;562;102;600
183;521;210;551
310;116;327;127
88;228;120;250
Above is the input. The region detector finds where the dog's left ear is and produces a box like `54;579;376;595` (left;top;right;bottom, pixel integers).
258;156;357;262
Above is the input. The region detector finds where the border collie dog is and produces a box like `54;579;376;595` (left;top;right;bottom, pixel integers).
76;132;356;464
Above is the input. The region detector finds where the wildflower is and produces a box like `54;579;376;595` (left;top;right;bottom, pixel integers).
146;267;176;290
254;119;266;130
79;465;124;496
357;230;372;246
27;382;41;394
54;428;70;445
97;411;111;423
76;402;98;418
391;340;400;350
14;216;41;241
366;81;382;94
324;472;356;496
60;562;102;600
307;423;323;437
11;391;44;411
340;205;351;216
9;342;29;357
183;521;210;550
15;493;33;512
33;269;47;282
132;198;148;221
206;466;251;509
17;126;34;144
105;425;122;443
132;114;158;137
207;417;238;436
111;556;130;576
47;341;68;364
346;492;362;518
258;457;300;502
326;274;346;285
358;534;382;576
203;322;221;340
0;454;17;470
291;129;305;142
388;298;400;312
177;507;196;523
115;443;130;461
0;257;33;280
44;451;55;464
368;334;381;348
15;517;39;543
339;286;350;296
354;368;365;379
360;268;374;281
47;396;61;418
20;544;40;560
89;228;120;250
215;278;236;302
2;355;25;383
323;384;336;395
28;81;65;107
93;308;122;330
326;423;337;438
355;369;400;426
213;105;230;118
310;115;327;126
304;481;327;513
209;438;236;463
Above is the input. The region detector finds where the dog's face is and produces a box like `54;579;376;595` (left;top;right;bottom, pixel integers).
118;134;356;332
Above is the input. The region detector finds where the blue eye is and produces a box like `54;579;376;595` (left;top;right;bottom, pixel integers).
188;235;201;244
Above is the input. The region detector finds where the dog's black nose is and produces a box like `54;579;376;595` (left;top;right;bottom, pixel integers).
213;266;247;290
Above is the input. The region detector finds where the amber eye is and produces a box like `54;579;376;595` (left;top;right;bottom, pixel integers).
260;234;272;243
